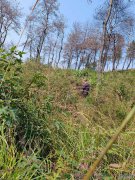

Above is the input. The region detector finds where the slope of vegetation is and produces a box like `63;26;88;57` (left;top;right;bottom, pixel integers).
0;48;135;179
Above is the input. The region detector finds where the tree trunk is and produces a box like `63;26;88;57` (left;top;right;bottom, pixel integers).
112;35;116;71
126;58;132;70
99;0;114;72
36;13;49;60
75;52;80;70
50;32;60;65
122;57;127;70
56;33;64;67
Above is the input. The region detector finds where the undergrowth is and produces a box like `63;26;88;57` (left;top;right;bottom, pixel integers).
0;48;135;179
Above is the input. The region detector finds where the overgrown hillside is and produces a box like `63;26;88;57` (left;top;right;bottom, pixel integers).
0;49;135;179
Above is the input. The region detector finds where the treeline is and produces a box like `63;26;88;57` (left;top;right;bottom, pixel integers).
0;0;135;71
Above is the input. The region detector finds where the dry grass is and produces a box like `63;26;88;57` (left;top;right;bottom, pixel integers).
0;60;135;179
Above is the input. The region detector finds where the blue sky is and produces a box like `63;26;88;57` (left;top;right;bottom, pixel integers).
58;0;102;28
19;0;102;24
8;0;103;45
8;0;135;47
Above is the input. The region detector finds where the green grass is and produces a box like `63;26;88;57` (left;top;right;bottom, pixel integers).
0;49;135;179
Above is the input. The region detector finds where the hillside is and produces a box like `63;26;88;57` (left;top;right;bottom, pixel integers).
0;55;135;179
1;0;135;178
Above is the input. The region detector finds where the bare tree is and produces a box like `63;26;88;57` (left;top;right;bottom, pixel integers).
63;22;100;70
24;0;66;65
24;0;59;61
35;0;59;60
0;0;21;47
95;0;134;71
126;40;135;69
54;18;65;67
95;0;114;72
106;33;125;70
50;16;65;66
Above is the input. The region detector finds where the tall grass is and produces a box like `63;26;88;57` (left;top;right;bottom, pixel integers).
0;49;135;179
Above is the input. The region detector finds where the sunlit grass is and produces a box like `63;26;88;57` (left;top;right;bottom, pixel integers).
0;58;135;179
